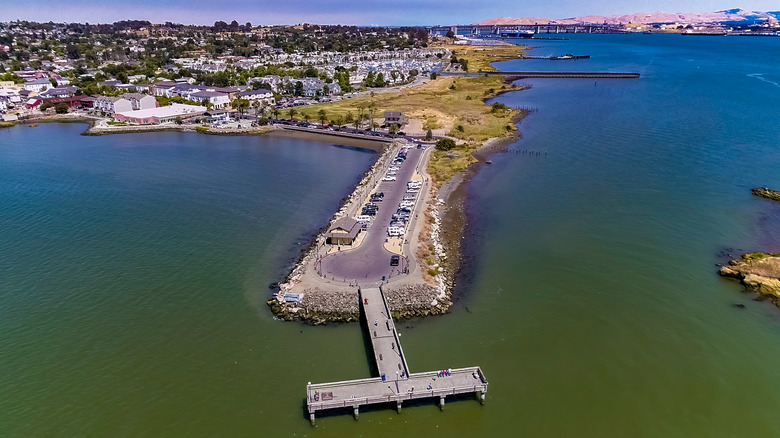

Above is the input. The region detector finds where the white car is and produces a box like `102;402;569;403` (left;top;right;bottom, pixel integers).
382;176;397;181
355;215;372;223
389;166;400;171
399;201;415;208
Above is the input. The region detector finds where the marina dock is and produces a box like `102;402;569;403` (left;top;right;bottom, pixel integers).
305;287;488;425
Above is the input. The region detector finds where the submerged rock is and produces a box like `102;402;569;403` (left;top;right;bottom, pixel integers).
752;187;780;203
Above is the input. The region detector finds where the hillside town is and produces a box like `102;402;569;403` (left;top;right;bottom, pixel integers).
0;21;447;128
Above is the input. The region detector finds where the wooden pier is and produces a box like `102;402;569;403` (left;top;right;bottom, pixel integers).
305;287;488;425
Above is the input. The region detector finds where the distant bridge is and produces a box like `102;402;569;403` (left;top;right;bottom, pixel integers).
428;23;627;36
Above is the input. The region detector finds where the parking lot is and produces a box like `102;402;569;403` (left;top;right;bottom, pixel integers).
319;143;427;283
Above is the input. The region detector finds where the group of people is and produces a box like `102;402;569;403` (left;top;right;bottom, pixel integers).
437;369;452;377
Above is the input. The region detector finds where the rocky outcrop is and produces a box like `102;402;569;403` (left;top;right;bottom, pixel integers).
752;187;780;203
720;253;780;303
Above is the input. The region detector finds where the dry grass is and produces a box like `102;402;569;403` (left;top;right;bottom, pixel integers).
433;43;529;72
298;76;520;144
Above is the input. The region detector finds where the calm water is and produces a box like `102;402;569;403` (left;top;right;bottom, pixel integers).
2;33;780;436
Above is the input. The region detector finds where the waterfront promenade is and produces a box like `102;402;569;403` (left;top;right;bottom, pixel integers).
305;286;487;424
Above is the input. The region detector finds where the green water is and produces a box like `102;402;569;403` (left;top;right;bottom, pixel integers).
3;34;780;436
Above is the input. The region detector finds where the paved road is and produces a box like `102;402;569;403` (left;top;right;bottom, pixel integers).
319;146;424;283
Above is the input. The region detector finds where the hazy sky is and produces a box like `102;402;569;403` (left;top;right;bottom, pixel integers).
1;0;777;25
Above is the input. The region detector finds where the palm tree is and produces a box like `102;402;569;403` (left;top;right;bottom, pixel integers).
344;111;354;127
356;103;366;127
288;108;297;120
303;113;311;123
367;101;377;131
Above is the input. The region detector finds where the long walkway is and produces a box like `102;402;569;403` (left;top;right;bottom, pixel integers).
305;286;488;424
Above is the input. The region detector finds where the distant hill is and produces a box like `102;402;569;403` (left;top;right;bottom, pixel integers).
474;9;780;26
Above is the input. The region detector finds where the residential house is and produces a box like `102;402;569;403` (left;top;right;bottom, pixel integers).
40;86;79;99
121;93;157;111
239;88;275;106
189;91;230;109
93;96;133;115
151;81;177;97
383;111;407;128
23;78;54;93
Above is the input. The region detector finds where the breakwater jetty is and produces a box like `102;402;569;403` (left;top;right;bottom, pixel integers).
484;71;639;79
305;286;487;425
521;54;590;60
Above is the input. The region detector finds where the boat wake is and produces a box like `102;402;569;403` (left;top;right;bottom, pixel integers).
747;73;780;89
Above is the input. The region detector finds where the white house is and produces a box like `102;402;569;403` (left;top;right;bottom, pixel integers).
23;78;53;93
93;96;133;115
189;91;230;109
239;88;275;106
121;93;157;111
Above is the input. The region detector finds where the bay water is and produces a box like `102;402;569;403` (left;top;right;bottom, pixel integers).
2;33;780;436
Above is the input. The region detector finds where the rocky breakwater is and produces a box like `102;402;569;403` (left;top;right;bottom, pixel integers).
383;283;451;319
720;253;780;304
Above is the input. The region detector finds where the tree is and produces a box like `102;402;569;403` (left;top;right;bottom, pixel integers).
367;101;377;130
430;72;437;80
389;124;399;135
344;111;354;127
425;129;433;141
288;108;297;120
231;98;250;116
435;138;456;151
317;109;327;125
374;72;385;87
303;113;311;123
445;30;455;39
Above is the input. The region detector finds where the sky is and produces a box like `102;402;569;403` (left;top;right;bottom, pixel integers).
0;0;778;26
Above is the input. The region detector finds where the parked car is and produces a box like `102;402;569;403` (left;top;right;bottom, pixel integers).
390;255;400;266
382;176;397;181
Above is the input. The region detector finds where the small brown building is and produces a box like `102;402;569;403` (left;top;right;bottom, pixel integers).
325;217;361;246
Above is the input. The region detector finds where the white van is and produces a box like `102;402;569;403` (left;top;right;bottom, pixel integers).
356;215;372;223
387;226;405;237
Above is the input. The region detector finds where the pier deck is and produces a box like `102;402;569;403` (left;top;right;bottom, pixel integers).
305;287;488;424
